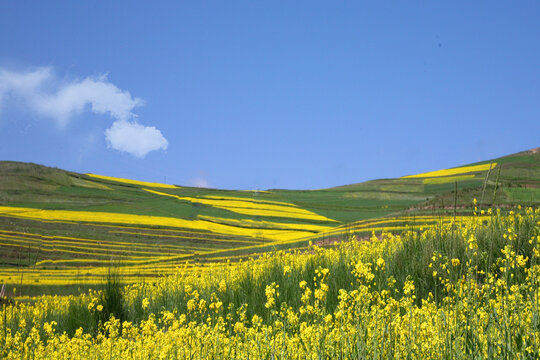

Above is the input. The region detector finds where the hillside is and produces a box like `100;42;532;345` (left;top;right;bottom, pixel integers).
0;147;538;296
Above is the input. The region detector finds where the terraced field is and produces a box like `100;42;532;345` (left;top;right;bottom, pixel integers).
0;147;538;296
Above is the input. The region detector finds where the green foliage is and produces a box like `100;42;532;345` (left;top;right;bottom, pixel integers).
0;148;538;297
97;270;126;327
121;208;538;325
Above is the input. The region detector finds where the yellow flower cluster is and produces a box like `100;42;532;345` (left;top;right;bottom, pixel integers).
1;206;538;359
403;162;496;178
86;173;179;189
0;205;315;241
143;188;337;222
1;205;475;288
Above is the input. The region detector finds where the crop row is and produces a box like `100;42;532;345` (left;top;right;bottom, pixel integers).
1;206;538;359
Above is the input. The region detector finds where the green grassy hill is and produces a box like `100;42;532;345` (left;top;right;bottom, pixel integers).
0;147;538;296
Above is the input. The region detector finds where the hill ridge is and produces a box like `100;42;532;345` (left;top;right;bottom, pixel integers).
0;146;538;295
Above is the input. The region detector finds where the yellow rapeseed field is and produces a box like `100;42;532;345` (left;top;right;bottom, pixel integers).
403;162;496;178
0;206;315;241
1;206;538;359
197;215;333;233
143;189;338;222
86;174;179;189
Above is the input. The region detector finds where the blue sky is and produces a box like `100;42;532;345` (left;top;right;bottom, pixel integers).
0;2;539;190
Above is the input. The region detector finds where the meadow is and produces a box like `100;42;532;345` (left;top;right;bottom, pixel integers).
0;148;539;358
1;205;539;359
1;149;538;297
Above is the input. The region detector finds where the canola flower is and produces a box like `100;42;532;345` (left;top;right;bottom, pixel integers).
403;162;496;178
0;205;315;241
143;188;338;222
0;229;217;251
108;230;259;245
197;215;333;233
1;205;539;359
311;214;490;240
86;174;179;189
0;211;497;288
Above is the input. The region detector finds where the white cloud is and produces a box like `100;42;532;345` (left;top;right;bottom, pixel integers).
0;67;52;115
0;67;51;97
35;75;144;126
0;66;167;158
105;120;168;159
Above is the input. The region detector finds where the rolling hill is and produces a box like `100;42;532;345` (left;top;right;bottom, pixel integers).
0;147;538;296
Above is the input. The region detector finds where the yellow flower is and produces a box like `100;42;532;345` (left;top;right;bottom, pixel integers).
301;286;312;304
161;311;174;324
468;235;478;250
251;314;262;328
321;268;329;277
187;299;196;312
265;282;279;309
403;280;415;295
324;314;333;324
234;321;245;334
283;265;291;276
516;255;528;267
265;297;275;309
198;299;207;312
451;258;460;267
43;321;57;336
142;297;150;310
96;304;103;312
218;279;227;293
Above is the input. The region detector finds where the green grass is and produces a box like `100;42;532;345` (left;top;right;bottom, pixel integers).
4;206;537;339
0;147;538;296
